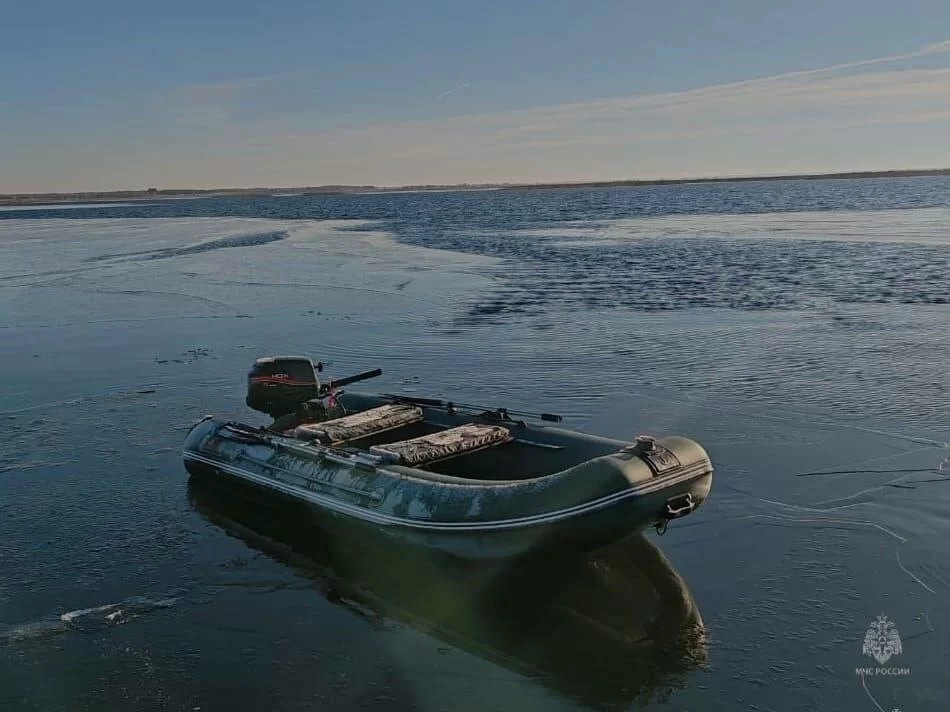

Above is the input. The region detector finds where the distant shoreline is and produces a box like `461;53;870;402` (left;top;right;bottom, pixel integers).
3;168;949;206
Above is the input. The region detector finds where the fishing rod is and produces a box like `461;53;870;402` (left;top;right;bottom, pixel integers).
383;393;563;423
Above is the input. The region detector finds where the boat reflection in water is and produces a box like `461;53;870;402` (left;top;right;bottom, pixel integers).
188;475;707;709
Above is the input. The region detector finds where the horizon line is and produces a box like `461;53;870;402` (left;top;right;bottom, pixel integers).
3;166;950;203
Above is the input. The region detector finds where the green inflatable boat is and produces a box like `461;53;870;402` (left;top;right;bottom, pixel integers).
182;357;713;559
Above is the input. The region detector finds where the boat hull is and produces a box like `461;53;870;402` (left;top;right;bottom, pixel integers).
183;409;713;560
186;453;711;559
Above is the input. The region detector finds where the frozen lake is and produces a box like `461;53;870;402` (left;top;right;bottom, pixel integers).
1;179;948;710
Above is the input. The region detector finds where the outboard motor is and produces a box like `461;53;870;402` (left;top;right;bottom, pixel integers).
246;356;383;427
246;356;322;418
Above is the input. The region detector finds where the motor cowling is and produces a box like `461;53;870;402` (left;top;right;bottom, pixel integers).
246;356;321;418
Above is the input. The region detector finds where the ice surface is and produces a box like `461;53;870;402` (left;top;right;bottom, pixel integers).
0;211;947;711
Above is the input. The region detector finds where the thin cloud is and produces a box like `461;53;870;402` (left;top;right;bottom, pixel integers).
301;38;950;141
683;37;950;94
292;52;950;150
14;39;950;191
280;42;950;169
921;39;950;54
436;81;471;99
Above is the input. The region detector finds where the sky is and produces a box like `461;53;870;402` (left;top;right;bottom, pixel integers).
3;0;950;192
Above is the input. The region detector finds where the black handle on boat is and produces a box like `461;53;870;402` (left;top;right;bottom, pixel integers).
320;367;382;394
384;394;562;423
494;407;563;423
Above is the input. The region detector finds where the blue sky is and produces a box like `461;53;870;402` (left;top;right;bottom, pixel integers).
3;0;950;191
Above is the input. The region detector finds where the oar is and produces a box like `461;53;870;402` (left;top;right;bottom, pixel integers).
384;394;563;423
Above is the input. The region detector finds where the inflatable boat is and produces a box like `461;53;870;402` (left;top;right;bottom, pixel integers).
182;357;713;559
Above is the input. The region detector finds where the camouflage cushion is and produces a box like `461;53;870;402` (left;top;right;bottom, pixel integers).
293;404;423;444
370;424;511;466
